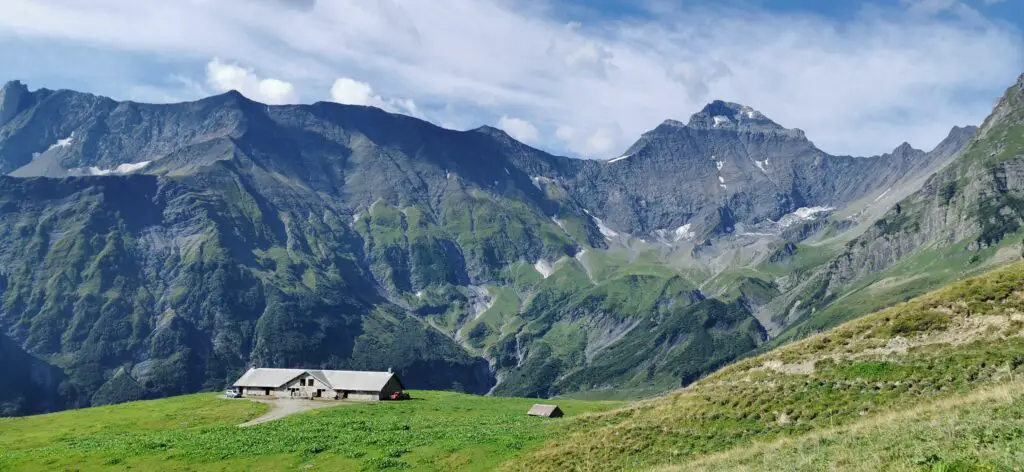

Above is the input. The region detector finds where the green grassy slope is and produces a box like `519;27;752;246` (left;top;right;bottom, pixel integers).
0;391;620;471
511;261;1024;471
679;382;1024;471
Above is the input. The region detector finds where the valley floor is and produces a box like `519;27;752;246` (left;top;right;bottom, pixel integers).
0;391;619;471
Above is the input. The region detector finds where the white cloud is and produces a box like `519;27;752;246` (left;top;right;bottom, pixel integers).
206;58;297;104
329;77;422;117
497;116;540;143
0;0;1020;158
330;77;385;107
555;123;621;156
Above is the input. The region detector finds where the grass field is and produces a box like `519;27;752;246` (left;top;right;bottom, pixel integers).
0;391;620;471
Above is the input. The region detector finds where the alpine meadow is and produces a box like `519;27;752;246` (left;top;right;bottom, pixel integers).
1;1;1024;471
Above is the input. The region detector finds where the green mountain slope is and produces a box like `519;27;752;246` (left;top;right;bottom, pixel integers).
0;72;1012;416
513;260;1024;471
776;74;1024;340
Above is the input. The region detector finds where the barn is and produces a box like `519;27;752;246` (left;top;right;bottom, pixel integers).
231;368;406;401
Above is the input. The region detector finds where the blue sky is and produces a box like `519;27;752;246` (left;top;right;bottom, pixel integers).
1;0;1021;158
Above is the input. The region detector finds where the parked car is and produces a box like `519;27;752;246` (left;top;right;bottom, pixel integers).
224;389;242;398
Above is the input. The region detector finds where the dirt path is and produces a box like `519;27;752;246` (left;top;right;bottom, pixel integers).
237;398;351;427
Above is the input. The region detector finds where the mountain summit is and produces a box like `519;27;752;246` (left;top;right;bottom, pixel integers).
684;100;800;136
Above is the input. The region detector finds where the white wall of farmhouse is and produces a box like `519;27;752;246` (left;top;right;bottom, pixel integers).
233;368;406;401
277;373;330;399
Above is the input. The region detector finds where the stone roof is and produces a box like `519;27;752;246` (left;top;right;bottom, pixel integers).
527;404;563;418
232;368;402;391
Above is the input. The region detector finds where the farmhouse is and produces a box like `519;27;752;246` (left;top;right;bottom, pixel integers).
231;368;406;401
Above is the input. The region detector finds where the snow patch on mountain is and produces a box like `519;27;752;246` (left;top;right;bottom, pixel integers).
596;218;618;238
674;224;694;240
754;159;768;173
49;132;75;152
873;187;892;203
531;175;555;191
713;116;730;127
607;153;632;163
584;210;619;239
654;223;696;243
33;132;76;159
70;161;152;176
778;206;833;228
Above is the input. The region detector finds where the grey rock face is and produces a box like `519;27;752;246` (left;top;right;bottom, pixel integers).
556;103;975;239
0;81;34;127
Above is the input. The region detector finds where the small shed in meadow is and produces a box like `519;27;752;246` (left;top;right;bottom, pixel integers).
527;404;563;418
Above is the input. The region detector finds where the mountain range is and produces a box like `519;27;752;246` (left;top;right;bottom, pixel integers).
0;73;1020;416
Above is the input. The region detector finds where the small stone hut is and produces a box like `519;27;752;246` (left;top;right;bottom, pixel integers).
527;404;564;418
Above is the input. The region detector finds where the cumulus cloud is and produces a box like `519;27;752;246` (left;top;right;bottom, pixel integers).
330;77;386;107
497;116;540;143
329;77;421;117
0;0;1020;158
206;58;297;104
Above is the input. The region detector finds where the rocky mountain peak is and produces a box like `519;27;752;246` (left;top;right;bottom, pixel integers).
0;80;32;126
977;73;1024;141
893;141;916;154
687;100;777;128
683;100;808;141
472;125;512;139
929;125;978;157
202;89;252;108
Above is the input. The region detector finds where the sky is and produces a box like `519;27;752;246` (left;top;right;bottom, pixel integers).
0;0;1022;159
